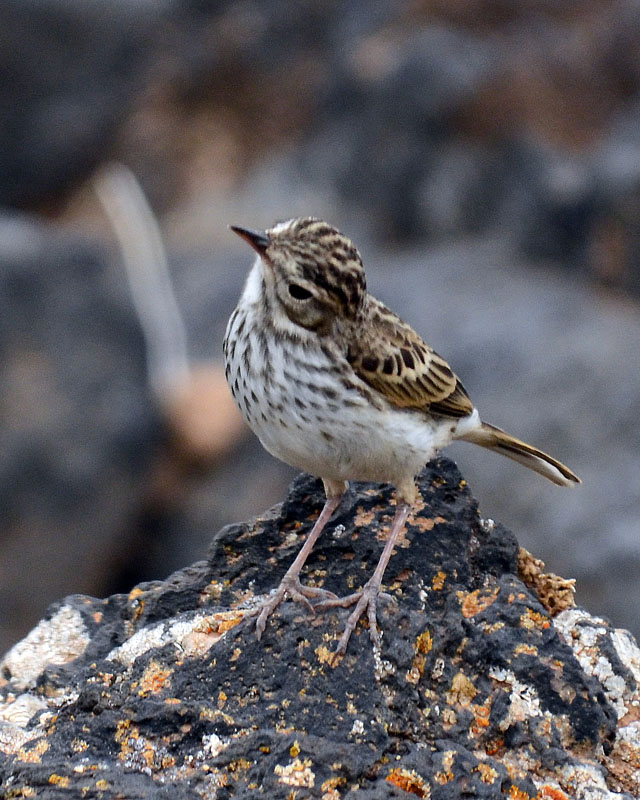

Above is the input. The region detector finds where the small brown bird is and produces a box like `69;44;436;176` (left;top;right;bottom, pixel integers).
224;218;580;656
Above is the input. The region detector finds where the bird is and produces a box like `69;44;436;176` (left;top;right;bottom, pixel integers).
223;217;580;657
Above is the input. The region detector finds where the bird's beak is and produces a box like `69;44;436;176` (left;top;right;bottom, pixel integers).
230;225;270;255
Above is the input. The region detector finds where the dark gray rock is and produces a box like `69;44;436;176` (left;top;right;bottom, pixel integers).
2;463;638;798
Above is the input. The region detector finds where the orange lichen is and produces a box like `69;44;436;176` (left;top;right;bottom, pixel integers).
138;660;173;697
537;787;571;800
432;571;446;590
485;737;505;756
161;753;176;769
470;698;492;734
441;708;457;728
226;759;252;775
459;587;500;618
216;615;243;635
434;750;456;784
475;762;499;783
17;739;49;763
321;774;346;799
181;612;244;657
447;672;477;707
386;767;430;797
315;645;332;662
416;631;433;654
482;620;506;634
406;634;431;683
316;644;341;667
413;515;446;533
71;738;89;753
514;643;539;656
115;720;134;748
354;506;376;526
508;785;531;800
142;739;160;768
48;774;70;787
520;608;550;631
127;588;146;623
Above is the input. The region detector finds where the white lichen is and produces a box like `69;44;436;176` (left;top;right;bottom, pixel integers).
202;733;228;758
1;605;90;690
489;667;542;728
554;609;639;719
107;611;241;666
559;761;615;800
0;693;47;727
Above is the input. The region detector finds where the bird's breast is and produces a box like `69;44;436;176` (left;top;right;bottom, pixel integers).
223;302;464;484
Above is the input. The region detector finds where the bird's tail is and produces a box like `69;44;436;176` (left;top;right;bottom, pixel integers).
459;421;581;487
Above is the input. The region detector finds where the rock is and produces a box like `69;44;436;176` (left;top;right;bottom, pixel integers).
0;0;169;210
303;25;499;241
0;211;160;652
2;460;638;798
6;0;640;293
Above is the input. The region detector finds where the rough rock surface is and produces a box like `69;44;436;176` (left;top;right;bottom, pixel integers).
1;460;639;798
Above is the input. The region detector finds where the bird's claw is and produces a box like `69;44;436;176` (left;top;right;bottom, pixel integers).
315;584;395;658
249;576;338;638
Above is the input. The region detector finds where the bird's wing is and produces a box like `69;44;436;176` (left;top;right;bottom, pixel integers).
347;299;474;419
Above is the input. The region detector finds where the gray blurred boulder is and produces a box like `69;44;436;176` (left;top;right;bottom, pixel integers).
0;0;169;209
0;212;159;652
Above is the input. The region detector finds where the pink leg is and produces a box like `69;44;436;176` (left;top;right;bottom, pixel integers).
253;490;343;639
317;501;411;657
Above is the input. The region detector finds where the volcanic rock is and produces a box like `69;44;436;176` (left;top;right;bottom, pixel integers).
2;460;638;798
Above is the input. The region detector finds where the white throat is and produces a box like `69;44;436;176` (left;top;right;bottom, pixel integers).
240;257;264;305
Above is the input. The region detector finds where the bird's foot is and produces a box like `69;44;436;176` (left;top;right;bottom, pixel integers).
315;583;396;657
249;576;338;639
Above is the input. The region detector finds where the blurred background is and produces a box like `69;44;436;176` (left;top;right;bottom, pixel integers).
1;0;640;655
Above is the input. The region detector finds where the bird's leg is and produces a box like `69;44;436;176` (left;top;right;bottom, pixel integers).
316;497;412;657
253;481;345;639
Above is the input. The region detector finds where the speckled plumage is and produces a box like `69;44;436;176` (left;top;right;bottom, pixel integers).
224;217;580;657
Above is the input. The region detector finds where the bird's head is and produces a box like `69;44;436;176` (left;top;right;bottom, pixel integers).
231;217;367;332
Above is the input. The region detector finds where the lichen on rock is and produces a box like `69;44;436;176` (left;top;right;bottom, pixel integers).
0;458;637;798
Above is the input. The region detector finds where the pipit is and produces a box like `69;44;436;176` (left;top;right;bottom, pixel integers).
224;218;580;657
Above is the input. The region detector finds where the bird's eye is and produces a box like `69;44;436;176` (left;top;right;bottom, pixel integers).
288;283;313;300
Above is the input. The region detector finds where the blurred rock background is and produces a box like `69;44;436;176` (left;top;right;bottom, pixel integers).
1;0;639;654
